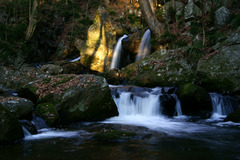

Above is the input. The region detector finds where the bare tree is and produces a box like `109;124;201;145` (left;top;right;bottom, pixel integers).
138;0;164;38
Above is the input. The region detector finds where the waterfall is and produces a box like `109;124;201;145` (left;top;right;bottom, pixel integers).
111;86;181;117
22;126;32;137
210;93;236;118
110;35;128;69
135;29;151;61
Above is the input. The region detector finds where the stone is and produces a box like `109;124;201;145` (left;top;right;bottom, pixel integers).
161;1;185;22
184;0;202;21
224;109;240;123
197;44;240;93
176;83;212;117
41;64;64;75
35;102;59;127
0;97;33;119
80;7;122;72
0;104;24;142
215;6;230;26
19;74;119;123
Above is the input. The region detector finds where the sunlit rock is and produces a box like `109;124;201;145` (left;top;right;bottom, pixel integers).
80;7;122;73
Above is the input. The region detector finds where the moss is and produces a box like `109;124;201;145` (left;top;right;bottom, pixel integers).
231;15;240;28
52;76;75;87
42;78;51;84
35;102;59;126
93;129;136;142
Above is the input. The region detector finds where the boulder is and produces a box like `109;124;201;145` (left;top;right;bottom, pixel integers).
176;83;212;117
120;50;195;87
35;102;59;127
80;7;122;72
215;6;230;26
160;1;184;22
0;104;24;142
197;44;240;93
0;97;33;119
224;109;240;123
19;74;119;123
184;0;202;21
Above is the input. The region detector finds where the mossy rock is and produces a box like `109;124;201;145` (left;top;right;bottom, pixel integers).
0;104;24;142
35;102;59;127
18;85;39;104
93;129;136;142
176;83;212;117
224;109;240;123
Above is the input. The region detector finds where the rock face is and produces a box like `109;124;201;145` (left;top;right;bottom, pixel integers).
120;50;195;87
0;97;33;119
0;104;24;142
197;28;240;93
41;64;63;75
215;6;230;26
176;83;212;117
80;7;122;72
19;74;119;124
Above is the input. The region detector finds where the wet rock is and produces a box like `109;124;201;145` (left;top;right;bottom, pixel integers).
35;102;59;127
19;120;38;134
0;104;24;142
215;6;230;26
176;83;212;117
159;94;176;117
0;97;33;119
224;109;240;123
102;68;121;85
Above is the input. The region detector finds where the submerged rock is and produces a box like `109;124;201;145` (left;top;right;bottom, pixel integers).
0;104;24;142
176;83;212;117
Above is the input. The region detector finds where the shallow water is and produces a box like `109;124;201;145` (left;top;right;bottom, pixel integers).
1;118;240;160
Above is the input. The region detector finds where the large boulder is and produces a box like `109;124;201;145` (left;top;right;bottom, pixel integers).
215;6;230;26
120;50;195;87
160;1;184;22
0;97;33;119
80;7;122;72
19;74;119;123
176;83;212;117
0;104;24;142
197;28;240;93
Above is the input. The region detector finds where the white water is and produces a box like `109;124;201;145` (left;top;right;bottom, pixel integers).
24;128;83;140
69;56;81;62
135;29;151;61
104;86;216;134
210;93;234;120
110;35;128;69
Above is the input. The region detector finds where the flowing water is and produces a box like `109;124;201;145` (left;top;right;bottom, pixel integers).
110;35;128;69
1;85;240;160
135;29;151;61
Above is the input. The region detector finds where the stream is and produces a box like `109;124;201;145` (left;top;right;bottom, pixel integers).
0;85;240;160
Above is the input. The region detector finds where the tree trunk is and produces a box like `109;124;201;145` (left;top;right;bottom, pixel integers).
138;0;164;38
25;0;38;41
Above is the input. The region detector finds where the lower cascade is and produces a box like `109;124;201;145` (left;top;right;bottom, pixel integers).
210;92;238;118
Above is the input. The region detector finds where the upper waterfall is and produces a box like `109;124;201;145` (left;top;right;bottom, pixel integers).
110;35;128;69
135;29;151;61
